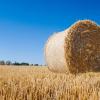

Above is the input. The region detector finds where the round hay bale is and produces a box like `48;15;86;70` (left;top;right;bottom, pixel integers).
45;20;100;74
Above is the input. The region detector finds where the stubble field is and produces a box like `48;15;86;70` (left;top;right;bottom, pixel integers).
0;65;100;100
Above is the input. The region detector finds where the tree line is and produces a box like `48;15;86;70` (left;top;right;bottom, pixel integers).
0;60;40;66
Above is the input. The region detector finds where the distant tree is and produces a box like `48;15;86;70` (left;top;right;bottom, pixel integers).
20;62;29;66
6;61;12;65
12;62;30;66
13;62;21;66
0;60;5;65
34;64;39;66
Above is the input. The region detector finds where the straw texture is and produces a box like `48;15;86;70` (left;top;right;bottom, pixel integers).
45;31;69;73
65;20;100;73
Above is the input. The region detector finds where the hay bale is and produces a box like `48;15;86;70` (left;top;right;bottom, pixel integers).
45;20;100;73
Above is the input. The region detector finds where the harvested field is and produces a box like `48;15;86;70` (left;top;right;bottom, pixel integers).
0;65;100;100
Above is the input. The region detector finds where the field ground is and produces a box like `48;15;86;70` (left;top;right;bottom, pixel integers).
0;65;100;100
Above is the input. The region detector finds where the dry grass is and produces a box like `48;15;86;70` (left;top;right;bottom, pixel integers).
0;65;100;100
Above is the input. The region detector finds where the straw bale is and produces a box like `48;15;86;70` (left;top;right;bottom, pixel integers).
45;20;100;73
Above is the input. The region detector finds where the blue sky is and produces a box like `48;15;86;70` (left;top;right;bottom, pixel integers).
0;0;100;64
